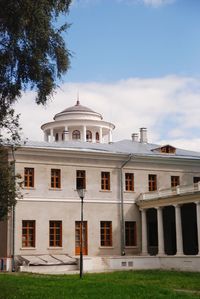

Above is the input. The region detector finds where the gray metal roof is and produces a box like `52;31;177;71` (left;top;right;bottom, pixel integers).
21;139;200;159
54;100;102;119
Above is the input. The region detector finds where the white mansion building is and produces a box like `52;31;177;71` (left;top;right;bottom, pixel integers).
1;100;200;273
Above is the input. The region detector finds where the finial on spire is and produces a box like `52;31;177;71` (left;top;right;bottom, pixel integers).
76;92;80;106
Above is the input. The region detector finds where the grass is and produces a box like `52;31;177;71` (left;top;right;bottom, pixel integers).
0;270;200;299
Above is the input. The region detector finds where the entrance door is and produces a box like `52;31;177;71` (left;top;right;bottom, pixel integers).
75;221;88;255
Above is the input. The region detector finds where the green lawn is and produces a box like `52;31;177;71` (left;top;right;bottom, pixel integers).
0;270;200;299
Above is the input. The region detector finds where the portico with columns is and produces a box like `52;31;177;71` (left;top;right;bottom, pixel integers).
138;184;200;257
41;100;115;144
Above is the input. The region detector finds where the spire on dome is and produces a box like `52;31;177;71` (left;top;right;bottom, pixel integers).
76;92;80;106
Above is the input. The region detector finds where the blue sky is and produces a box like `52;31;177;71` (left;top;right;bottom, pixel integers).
66;0;200;81
16;0;200;151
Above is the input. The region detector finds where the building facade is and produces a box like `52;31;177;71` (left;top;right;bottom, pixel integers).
0;100;200;272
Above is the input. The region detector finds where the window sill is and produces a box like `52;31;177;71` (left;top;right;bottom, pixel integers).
125;246;138;249
23;187;35;190
99;190;112;193
99;246;114;249
124;191;135;193
47;247;63;250
49;188;62;191
20;247;36;250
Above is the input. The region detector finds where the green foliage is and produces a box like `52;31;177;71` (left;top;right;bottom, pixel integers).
0;108;21;145
0;271;200;299
0;146;22;220
0;0;72;121
0;0;71;218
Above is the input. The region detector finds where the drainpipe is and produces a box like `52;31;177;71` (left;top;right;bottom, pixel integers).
11;146;16;272
120;154;133;256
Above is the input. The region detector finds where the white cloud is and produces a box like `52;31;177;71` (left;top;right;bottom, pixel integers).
72;0;175;7
14;75;200;152
141;0;175;7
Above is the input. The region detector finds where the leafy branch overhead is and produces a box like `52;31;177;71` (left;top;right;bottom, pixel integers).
0;0;72;120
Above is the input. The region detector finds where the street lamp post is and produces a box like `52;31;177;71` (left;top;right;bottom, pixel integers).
77;188;85;279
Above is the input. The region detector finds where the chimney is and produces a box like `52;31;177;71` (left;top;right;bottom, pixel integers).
140;127;148;143
131;133;139;142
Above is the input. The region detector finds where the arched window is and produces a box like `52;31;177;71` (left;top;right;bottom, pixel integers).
96;132;99;142
86;130;92;142
72;130;81;140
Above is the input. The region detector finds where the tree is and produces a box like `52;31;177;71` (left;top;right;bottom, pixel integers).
0;146;22;221
0;1;72;219
0;0;72;125
0;110;22;221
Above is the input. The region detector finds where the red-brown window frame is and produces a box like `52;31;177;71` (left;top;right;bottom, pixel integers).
171;176;180;188
96;132;99;142
24;168;34;188
100;221;112;246
49;221;62;247
125;173;134;191
148;174;157;191
86;130;92;142
51;169;61;188
72;130;81;140
22;220;35;247
76;170;86;189
125;221;137;246
101;172;110;190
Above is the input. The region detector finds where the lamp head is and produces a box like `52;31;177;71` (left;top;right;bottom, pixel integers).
77;188;85;199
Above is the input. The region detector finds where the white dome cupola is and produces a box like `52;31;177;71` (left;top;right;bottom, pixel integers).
41;100;115;144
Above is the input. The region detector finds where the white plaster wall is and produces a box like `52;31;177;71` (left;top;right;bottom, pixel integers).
13;147;200;259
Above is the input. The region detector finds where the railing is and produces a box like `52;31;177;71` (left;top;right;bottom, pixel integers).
138;182;200;201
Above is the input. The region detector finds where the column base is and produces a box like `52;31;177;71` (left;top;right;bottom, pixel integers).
140;252;149;256
157;253;165;257
175;252;184;256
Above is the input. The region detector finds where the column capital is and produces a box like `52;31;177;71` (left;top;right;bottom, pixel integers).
140;207;148;212
173;203;182;208
155;206;163;210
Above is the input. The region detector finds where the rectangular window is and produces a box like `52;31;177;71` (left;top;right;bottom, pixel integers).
22;220;35;247
49;221;62;247
101;172;110;190
24;168;34;188
125;221;136;246
171;176;180;187
148;174;157;191
193;177;200;184
51;169;61;188
100;221;112;246
76;170;86;189
125;173;134;191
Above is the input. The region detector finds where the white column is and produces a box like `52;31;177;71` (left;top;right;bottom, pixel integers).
44;131;48;142
92;129;96;143
157;207;165;255
82;126;86;142
64;126;69;141
174;204;184;255
99;127;103;143
108;129;112;143
141;209;148;255
196;201;200;255
50;128;54;143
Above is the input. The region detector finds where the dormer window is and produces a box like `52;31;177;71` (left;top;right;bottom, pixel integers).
86;130;92;142
72;130;81;140
152;145;176;154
